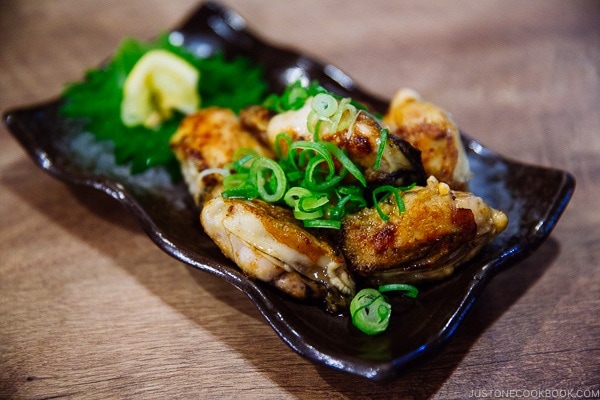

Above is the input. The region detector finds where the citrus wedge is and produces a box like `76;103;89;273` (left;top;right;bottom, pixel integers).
121;49;200;129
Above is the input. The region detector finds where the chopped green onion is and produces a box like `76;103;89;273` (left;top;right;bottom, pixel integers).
284;85;309;110
303;219;342;229
312;93;338;118
307;93;358;140
293;207;324;220
222;83;417;231
263;80;327;113
350;284;419;335
309;93;339;140
250;158;286;202
222;184;258;199
222;173;254;199
274;132;293;160
289;141;335;172
285;169;304;182
283;186;312;208
333;193;367;216
372;185;405;221
334;98;357;133
223;172;249;186
374;128;388;171
231;148;260;172
338;185;363;196
322;142;367;187
297;194;329;212
304;156;344;191
349;288;391;335
197;167;230;183
378;283;419;298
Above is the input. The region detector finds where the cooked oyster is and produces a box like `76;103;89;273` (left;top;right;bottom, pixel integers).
383;89;472;190
170;107;356;311
171;92;508;309
170;107;275;205
338;176;508;285
240;100;427;188
201;192;354;311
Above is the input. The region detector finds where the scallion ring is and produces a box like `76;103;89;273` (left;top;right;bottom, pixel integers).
222;173;257;199
289;141;336;180
349;288;392;335
304;156;344;191
311;93;338;118
334;98;357;133
285;85;309;110
250;157;286;202
221;186;258;199
283;186;312;208
274;132;293;161
293;208;324;220
230;148;259;173
297;194;329;213
334;193;367;217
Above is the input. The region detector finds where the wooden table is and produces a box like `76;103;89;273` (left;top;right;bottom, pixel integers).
1;1;598;398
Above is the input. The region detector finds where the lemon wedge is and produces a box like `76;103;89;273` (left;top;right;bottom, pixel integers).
121;49;200;129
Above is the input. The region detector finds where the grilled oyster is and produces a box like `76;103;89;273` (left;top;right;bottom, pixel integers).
171;88;508;308
338;176;508;285
170;107;356;311
201;191;354;311
383;88;472;190
170;106;274;205
240;100;427;188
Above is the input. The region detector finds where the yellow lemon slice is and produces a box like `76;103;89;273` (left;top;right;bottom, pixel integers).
121;49;200;129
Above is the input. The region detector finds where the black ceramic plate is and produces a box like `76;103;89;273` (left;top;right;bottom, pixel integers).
3;2;575;381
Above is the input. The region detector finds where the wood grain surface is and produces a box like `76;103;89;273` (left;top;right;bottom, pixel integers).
1;1;599;399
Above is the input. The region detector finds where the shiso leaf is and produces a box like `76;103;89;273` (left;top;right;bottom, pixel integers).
61;33;268;180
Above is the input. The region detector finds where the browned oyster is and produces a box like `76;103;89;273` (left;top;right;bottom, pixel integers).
201;193;354;312
383;89;472;190
170;106;274;205
171;88;508;308
170;107;356;312
338;176;508;285
241;100;427;188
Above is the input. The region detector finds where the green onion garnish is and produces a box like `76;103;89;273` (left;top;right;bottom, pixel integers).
349;288;391;335
303;219;342;229
374;128;388;171
378;284;419;298
263;80;326;113
312;93;338;118
372;185;405;221
250;157;286;202
322;142;366;187
222;134;372;229
224;82;415;229
307;93;358;140
350;283;419;335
